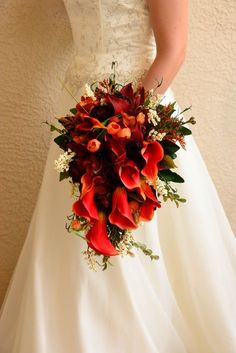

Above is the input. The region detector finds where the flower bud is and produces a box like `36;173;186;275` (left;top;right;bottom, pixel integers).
137;112;145;124
117;127;131;139
87;139;101;152
107;121;121;135
71;219;81;230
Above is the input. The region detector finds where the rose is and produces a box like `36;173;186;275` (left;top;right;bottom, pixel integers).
107;121;121;135
87;139;101;152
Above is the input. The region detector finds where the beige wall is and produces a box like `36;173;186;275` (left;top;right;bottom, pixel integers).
0;0;235;307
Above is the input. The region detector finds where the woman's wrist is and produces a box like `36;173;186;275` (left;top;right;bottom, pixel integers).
142;50;185;94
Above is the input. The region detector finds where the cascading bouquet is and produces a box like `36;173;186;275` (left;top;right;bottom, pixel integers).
44;65;196;270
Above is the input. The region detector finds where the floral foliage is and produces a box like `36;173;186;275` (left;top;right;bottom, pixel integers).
44;66;196;270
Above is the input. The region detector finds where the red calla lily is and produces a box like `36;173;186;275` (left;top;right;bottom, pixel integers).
86;212;119;256
136;181;161;222
72;187;99;221
76;117;106;131
107;95;130;114
138;181;161;207
72;172;99;221
120;82;134;99
139;200;157;222
119;161;140;189
80;172;93;198
109;187;137;230
134;86;145;107
141;141;164;183
119;83;145;109
106;134;126;157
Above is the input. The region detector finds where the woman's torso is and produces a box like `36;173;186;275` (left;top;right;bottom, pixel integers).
62;0;156;94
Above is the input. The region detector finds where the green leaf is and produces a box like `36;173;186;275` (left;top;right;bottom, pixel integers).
70;108;77;115
42;120;63;133
144;98;151;107
178;126;192;135
59;171;69;181
54;134;69;147
156;103;164;113
161;140;180;155
168;152;177;159
178;105;192;115
158;169;185;183
163;154;177;168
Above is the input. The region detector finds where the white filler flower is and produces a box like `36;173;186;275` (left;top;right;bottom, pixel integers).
147;109;160;126
147;91;163;109
54;149;76;173
148;129;166;141
84;83;96;100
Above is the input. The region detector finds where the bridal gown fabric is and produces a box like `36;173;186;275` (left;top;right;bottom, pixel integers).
1;1;236;352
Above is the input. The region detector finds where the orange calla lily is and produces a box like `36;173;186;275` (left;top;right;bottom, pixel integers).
72;172;99;221
136;181;161;222
72;187;99;221
141;141;164;183
86;213;119;256
119;161;140;189
76;117;106;131
109;187;137;230
139;201;157;222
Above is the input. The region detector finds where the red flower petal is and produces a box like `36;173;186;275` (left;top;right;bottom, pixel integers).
140;182;161;207
107;95;130;114
86;213;119;256
139;201;156;222
72;187;99;221
109;187;137;230
76;117;105;131
106;134;126;157
119;161;140;189
120;82;134;99
72;172;99;221
80;172;93;198
134;181;161;223
141;141;164;183
136;181;161;207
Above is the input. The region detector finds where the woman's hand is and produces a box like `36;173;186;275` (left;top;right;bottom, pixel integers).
143;0;188;94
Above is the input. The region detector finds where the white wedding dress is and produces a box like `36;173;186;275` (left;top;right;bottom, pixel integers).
0;1;236;352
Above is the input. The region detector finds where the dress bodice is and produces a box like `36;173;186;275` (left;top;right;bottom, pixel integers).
62;0;156;95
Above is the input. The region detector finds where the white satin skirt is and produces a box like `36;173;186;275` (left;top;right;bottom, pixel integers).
0;85;236;353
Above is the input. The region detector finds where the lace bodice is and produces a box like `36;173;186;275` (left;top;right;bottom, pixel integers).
62;0;156;95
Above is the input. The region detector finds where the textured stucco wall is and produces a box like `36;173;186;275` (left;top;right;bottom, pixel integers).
0;0;235;307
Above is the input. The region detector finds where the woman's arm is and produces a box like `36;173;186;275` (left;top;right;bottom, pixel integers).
142;0;188;94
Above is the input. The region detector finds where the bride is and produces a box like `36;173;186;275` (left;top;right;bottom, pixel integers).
0;0;236;352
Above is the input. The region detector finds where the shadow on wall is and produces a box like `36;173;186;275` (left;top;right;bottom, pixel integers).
0;0;74;306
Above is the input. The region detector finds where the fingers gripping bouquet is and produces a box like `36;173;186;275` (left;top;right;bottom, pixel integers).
45;64;196;270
